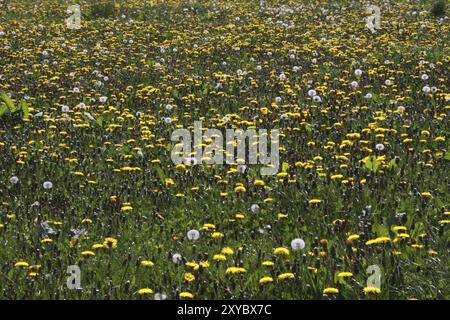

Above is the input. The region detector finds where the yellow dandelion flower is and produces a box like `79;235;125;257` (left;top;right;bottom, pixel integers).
121;205;133;212
366;237;391;245
103;237;118;248
137;288;153;295
185;262;200;270
15;261;29;268
225;267;247;274
213;254;227;262
201;223;216;230
323;287;339;294
184;273;196;282
141;260;154;267
363;287;381;294
221;247;234;255
278;273;295;280
337;272;353;278
273;247;290;256
262;261;274;267
212;232;224;239
179;292;194;299
259;276;274;284
254;180;265;186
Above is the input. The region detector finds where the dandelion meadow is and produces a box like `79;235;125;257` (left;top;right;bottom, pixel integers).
0;0;449;300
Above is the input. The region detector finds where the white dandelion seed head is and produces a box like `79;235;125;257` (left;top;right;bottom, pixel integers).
313;95;322;103
354;69;363;76
31;201;40;207
251;204;260;212
365;93;373;99
10;176;19;184
164;117;172;124
351;81;358;87
99;96;108;103
61;105;70;112
308;89;317;97
275;96;282;103
376;143;385;151
291;238;306;250
237;164;247;174
187;229;200;241
397;106;406;113
421;74;429;81
422;85;431;93
172;253;182;264
43;181;53;189
154;293;167;300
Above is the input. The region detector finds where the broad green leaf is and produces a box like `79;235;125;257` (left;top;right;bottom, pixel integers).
373;223;389;237
96;116;103;127
364;156;380;172
0;104;7;117
19;100;29;118
0;92;14;110
445;152;450;161
154;165;166;184
304;122;313;132
388;158;398;169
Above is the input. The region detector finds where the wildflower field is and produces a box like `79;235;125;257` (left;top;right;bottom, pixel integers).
0;0;449;300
